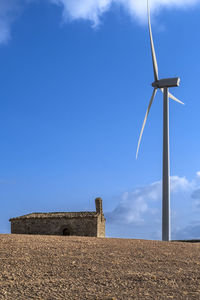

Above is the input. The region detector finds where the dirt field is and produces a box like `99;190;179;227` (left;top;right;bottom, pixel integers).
0;234;200;299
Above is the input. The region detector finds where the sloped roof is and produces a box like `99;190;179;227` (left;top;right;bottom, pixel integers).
9;211;98;221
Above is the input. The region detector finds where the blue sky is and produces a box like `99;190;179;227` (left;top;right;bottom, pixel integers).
1;0;200;240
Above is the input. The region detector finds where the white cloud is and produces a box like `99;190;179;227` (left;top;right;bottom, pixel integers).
170;176;194;192
105;173;200;240
50;0;200;26
1;0;200;43
106;175;192;225
50;0;111;27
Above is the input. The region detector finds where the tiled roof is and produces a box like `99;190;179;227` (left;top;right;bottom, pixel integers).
9;211;98;221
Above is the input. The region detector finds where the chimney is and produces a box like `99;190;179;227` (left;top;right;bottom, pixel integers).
95;197;103;216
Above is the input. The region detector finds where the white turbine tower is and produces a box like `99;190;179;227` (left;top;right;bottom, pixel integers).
136;1;184;241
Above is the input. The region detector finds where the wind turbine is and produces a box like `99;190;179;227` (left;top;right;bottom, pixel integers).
136;0;184;241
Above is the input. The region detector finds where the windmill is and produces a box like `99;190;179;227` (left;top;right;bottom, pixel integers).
136;1;184;241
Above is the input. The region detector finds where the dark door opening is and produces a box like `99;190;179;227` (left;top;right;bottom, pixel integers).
63;228;70;236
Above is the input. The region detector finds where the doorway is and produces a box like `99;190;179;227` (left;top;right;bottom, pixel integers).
63;228;70;236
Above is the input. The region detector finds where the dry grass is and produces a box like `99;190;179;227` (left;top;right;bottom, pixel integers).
0;234;200;299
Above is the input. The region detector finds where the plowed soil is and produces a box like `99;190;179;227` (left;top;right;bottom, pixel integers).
0;234;200;299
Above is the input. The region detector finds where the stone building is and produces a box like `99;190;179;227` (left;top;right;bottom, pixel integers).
9;198;105;237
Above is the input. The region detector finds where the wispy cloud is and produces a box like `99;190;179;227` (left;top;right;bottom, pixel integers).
173;221;200;240
191;189;200;210
0;0;200;44
191;171;200;210
0;0;24;44
0;179;16;184
105;172;200;240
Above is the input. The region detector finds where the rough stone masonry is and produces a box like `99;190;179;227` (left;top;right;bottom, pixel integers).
9;198;106;237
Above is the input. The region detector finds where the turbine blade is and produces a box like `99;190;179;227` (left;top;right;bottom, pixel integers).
147;0;159;82
161;88;184;105
136;88;157;159
168;92;185;105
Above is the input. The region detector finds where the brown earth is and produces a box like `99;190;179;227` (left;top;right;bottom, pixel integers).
0;234;200;300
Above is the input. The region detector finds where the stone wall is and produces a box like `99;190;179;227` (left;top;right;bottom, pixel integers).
96;214;106;238
11;217;98;237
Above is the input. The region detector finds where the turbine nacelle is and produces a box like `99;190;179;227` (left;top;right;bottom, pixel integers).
152;77;180;89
